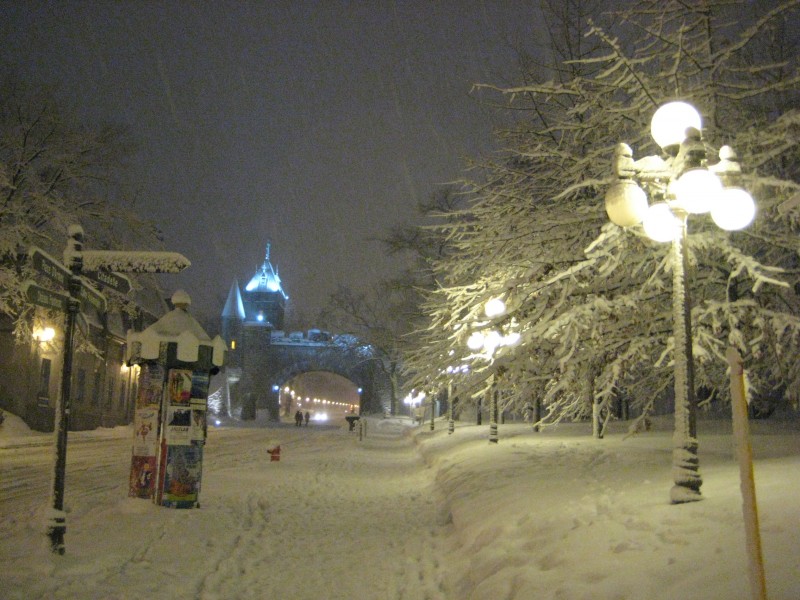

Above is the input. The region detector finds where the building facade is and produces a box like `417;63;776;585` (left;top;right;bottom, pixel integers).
0;282;165;432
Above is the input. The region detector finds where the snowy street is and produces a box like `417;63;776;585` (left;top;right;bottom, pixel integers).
1;415;449;599
1;412;799;599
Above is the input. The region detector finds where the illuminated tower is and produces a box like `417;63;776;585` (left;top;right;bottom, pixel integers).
241;242;288;330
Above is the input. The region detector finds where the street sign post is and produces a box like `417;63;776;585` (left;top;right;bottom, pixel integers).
29;227;190;554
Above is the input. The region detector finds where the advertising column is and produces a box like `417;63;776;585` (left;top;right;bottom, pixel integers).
125;290;226;510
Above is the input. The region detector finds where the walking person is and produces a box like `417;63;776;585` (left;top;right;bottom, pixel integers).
304;411;310;426
294;409;303;427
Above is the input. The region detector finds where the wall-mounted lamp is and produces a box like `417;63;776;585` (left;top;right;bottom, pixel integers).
34;327;56;343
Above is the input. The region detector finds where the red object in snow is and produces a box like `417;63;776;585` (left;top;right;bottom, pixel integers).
268;445;281;462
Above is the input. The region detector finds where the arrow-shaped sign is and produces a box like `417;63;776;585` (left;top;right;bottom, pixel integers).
82;250;190;274
82;269;131;295
28;246;107;313
23;281;70;312
29;246;71;289
77;281;106;313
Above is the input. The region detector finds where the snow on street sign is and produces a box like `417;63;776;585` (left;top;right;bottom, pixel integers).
77;281;107;313
30;246;71;289
28;246;107;313
23;281;70;311
82;250;191;274
82;269;132;295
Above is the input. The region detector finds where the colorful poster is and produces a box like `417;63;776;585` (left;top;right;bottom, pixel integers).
167;369;192;405
161;445;203;508
132;408;159;456
137;363;165;408
190;371;210;400
166;406;192;445
129;455;157;499
191;408;207;441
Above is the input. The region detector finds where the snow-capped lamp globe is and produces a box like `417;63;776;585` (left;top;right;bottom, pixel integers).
467;331;485;351
484;297;506;318
642;202;681;243
604;143;649;227
650;101;702;154
709;146;756;231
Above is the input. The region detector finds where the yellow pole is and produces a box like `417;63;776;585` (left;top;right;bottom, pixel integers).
725;346;767;600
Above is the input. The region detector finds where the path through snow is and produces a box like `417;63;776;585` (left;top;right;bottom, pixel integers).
1;416;449;600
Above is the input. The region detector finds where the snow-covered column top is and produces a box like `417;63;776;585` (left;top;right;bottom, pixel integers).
126;290;226;367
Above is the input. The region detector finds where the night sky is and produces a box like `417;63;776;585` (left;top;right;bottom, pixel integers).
2;1;543;327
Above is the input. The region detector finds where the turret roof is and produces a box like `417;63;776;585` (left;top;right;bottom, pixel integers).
244;243;288;299
222;279;246;319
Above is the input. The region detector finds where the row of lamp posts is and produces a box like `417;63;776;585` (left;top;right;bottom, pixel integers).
426;101;756;505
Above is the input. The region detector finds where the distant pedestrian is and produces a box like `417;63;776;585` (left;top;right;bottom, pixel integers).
304;411;310;426
295;410;303;427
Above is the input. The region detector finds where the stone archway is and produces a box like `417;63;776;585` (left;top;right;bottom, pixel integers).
227;334;393;421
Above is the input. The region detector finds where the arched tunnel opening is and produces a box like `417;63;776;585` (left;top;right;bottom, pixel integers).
278;371;360;424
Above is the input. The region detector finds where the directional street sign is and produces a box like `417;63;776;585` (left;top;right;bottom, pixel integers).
30;246;71;289
77;281;107;313
28;246;107;313
23;281;70;312
31;227;189;555
82;269;131;294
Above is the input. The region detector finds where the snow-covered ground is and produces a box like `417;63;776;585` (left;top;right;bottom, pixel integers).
1;409;798;599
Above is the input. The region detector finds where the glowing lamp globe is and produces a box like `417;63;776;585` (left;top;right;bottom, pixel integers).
650;101;702;150
484;297;506;318
643;202;680;242
672;168;722;214
483;330;502;353
711;188;756;231
605;179;648;227
467;331;485;351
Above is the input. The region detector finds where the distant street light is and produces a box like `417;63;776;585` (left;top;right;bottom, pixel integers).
604;101;755;504
465;298;519;443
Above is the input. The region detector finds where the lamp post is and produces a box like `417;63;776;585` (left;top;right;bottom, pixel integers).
429;389;435;431
604;101;755;504
447;381;455;434
465;297;520;444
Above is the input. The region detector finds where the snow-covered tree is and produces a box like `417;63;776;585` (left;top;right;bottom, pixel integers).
318;284;405;414
0;75;163;335
404;0;800;436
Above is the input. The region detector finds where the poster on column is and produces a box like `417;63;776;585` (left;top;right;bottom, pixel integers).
168;369;192;405
161;444;202;508
166;406;192;445
137;363;165;408
190;371;209;400
132;408;158;455
191;408;207;441
129;455;157;498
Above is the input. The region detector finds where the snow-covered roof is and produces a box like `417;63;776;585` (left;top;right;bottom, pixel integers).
126;290;226;366
222;280;246;320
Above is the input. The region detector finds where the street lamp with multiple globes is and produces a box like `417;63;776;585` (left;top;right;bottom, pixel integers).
465;297;520;443
604;101;755;503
